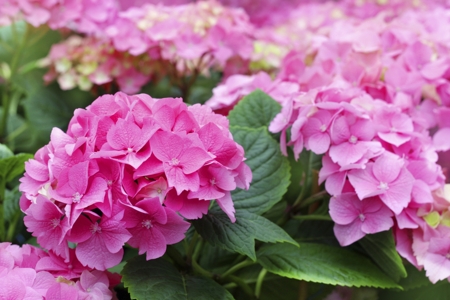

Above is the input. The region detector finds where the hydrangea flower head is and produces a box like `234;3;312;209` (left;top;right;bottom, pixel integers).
20;92;251;271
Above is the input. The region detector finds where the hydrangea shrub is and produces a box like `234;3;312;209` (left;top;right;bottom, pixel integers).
2;0;450;299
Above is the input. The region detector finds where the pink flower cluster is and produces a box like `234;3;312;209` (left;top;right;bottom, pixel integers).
42;36;151;94
0;242;119;299
40;0;254;93
207;1;450;283
19;92;251;271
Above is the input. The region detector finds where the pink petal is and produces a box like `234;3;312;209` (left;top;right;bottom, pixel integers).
307;132;330;154
216;192;236;223
156;208;190;244
333;222;366;247
329;193;360;225
379;168;414;215
372;154;404;183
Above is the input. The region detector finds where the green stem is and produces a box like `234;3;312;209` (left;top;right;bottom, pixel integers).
5;211;21;242
0;86;10;143
292;215;332;221
5;122;27;143
191;237;203;264
187;231;199;261
254;268;267;299
298;190;328;209
191;258;213;278
225;275;255;299
166;245;187;268
222;259;255;278
292;151;314;208
26;26;49;48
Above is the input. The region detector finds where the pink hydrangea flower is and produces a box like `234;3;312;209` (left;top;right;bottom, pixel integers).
329;193;394;246
20;92;251;273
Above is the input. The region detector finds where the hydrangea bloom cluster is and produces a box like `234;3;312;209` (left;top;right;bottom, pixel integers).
42;36;151;94
40;0;254;93
206;1;450;283
0;242;119;299
19;92;251;271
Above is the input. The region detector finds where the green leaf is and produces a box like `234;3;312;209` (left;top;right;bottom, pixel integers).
23;83;93;140
228;89;281;129
230;126;290;215
0;22;60;84
358;230;407;281
257;243;401;289
4;186;21;222
0;153;33;182
193;209;297;261
122;256;233;300
378;277;450;300
0;144;13;159
397;264;431;291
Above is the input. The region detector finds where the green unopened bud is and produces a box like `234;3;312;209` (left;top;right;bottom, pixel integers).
441;211;450;227
77;76;93;91
424;211;440;228
0;62;12;80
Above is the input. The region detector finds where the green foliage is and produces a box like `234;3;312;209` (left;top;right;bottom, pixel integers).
358;230;407;282
0;144;32;241
230;126;290;215
228;89;282;129
257;243;401;289
122;256;234;300
4;186;20;222
379;275;450;300
193;209;297;261
0;143;13;159
22;83;93;139
0;152;33;183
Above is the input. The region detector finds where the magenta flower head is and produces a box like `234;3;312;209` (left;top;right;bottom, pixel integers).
19;92;251;270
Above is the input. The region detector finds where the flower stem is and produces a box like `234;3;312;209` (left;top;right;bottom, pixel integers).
224;275;255;299
187;231;199;261
292;214;332;221
292;151;314;208
299;190;328;209
222;259;255;278
254;268;267;298
166;245;187;269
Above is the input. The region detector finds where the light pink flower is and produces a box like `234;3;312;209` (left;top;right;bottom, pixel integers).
330;193;394;246
348;153;414;214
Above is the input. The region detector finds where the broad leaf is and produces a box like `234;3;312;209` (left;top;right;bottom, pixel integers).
193;209;297;261
257;243;401;289
378;277;450;300
0;153;33;182
122;256;233;300
230;126;290;215
4;187;21;222
397;264;432;291
228;89;281;129
359;230;407;281
23;83;93;140
0;144;13;159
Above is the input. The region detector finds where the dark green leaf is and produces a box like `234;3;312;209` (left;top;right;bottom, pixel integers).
4;186;21;222
397;264;432;291
0;153;33;182
122;256;233;300
230;126;290;215
193;209;297;261
23;83;93;140
257;243;401;289
228;89;281;129
359;230;407;281
378;277;450;300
